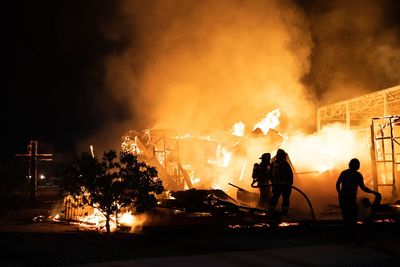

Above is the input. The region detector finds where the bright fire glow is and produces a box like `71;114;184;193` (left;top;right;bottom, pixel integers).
120;109;374;207
207;144;233;168
90;145;95;158
232;121;245;137
253;108;281;134
190;177;201;185
278;222;300;227
282;123;361;175
216;144;233;168
121;135;142;155
119;212;148;232
119;211;135;225
73;208;148;233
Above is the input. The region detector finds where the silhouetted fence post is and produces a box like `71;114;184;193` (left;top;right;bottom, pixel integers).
16;140;53;203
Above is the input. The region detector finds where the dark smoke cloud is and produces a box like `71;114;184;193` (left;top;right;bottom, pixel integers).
301;0;400;104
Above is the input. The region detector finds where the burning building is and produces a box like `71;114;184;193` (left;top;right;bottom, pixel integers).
60;85;400;232
120;85;400;210
121;108;286;194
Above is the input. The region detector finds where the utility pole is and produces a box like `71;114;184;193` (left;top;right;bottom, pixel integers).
16;140;53;203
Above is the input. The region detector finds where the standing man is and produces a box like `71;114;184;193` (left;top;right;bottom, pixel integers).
269;149;293;214
336;158;381;238
251;153;272;208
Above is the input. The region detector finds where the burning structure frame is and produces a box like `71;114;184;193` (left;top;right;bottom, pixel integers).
317;85;400;130
318;85;400;201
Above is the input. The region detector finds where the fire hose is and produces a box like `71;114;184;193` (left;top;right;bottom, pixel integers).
229;182;316;222
250;182;317;222
291;185;316;222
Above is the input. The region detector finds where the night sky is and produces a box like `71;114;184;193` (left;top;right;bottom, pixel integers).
2;0;400;159
2;1;124;158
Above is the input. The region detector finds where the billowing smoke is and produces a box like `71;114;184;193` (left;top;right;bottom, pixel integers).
304;0;400;104
104;0;315;134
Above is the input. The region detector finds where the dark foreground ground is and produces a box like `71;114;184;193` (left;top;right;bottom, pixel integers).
1;193;400;267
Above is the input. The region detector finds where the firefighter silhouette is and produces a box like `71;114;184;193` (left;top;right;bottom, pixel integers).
268;149;293;214
251;153;272;208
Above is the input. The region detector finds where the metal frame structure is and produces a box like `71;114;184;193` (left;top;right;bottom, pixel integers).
317;85;400;130
317;85;400;200
370;116;400;200
122;129;193;191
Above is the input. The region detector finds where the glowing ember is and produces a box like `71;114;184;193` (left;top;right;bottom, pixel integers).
69;207;148;233
228;222;301;229
375;218;396;223
278;222;300;227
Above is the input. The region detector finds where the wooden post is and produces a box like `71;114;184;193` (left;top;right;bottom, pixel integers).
29;141;38;202
16;140;53;203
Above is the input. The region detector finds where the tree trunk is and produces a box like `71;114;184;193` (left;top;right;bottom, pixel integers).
105;213;111;233
115;210;118;229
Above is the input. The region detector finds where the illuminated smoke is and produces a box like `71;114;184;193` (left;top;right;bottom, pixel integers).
283;124;360;174
104;0;315;134
88;0;400;155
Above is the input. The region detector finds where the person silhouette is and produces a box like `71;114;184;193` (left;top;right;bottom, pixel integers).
268;149;293;214
336;158;381;239
251;153;272;208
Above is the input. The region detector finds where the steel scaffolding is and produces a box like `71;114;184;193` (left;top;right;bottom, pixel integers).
370;116;400;200
317;85;400;130
317;85;400;200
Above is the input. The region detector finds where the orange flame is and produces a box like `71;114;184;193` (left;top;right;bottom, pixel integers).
253;108;281;134
232;121;245;137
70;207;148;233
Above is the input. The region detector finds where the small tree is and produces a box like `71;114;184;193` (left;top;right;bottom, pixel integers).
65;150;164;233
